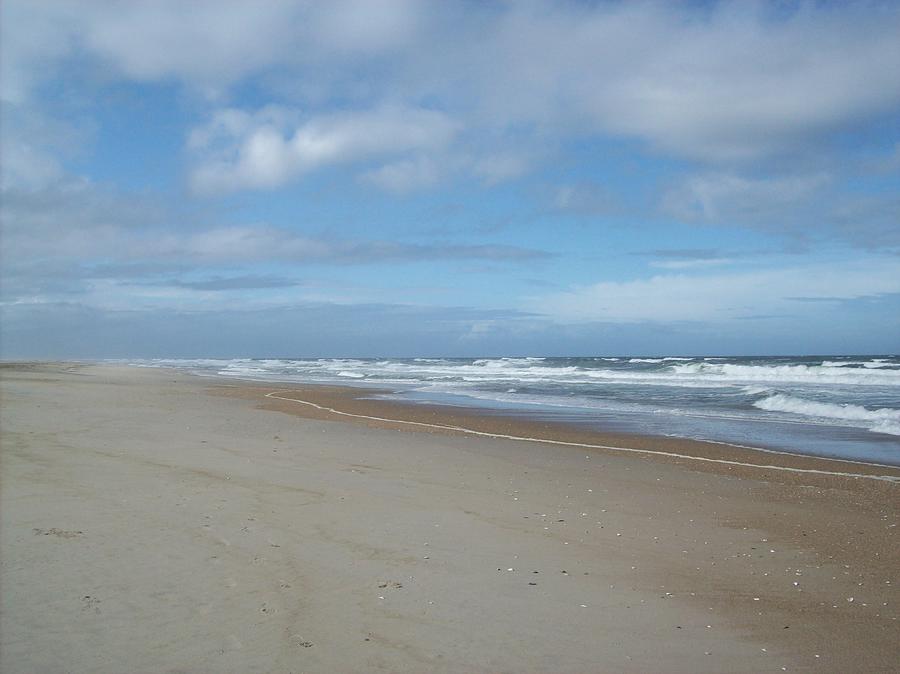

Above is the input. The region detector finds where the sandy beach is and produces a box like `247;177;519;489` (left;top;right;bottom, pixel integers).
1;363;898;673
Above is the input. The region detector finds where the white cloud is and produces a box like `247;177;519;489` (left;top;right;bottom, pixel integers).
657;170;900;249
661;172;831;224
312;0;422;54
5;1;900;167
83;1;300;88
361;156;439;193
1;0;424;102
471;152;533;185
189;105;458;193
463;2;900;162
1;198;543;270
649;258;737;271
533;260;900;324
0;175;550;311
0;99;92;191
552;183;619;216
0;1;77;104
1;135;64;191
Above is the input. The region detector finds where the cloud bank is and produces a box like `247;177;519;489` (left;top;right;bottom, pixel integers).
5;1;900;189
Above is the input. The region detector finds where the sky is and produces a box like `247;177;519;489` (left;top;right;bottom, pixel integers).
1;0;899;358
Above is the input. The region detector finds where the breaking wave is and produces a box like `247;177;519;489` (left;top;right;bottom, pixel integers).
754;394;900;436
671;362;900;386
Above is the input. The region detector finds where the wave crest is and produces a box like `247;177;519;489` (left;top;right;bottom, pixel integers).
672;362;900;385
753;394;900;436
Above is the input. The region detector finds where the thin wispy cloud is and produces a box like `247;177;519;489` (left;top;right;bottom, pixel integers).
534;259;900;324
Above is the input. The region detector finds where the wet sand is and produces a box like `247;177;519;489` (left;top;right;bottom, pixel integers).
1;363;898;672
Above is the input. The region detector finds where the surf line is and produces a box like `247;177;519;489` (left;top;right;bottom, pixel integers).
264;390;900;484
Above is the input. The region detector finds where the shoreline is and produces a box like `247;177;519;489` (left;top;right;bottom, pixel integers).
107;354;900;467
152;362;900;469
210;379;900;486
261;387;900;473
13;358;899;467
2;363;898;672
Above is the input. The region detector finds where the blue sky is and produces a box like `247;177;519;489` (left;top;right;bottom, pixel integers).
1;0;899;358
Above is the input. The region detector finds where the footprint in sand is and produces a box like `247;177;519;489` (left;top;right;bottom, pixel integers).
81;595;101;614
377;581;403;589
33;527;83;539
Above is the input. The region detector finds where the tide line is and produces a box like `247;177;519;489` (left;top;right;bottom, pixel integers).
264;390;899;484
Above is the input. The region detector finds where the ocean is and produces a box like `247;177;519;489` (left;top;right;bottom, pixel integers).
126;355;900;465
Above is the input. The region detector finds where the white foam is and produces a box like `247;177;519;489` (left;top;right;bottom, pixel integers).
672;362;900;386
822;360;899;369
131;357;900;390
754;394;900;436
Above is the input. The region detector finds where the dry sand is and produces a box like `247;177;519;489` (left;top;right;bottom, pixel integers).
1;363;898;673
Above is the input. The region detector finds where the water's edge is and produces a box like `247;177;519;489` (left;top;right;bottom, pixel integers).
119;355;900;465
